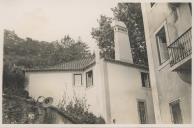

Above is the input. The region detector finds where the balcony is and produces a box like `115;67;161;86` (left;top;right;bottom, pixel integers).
168;27;192;71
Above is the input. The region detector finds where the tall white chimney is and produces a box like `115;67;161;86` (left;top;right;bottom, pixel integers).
112;20;133;64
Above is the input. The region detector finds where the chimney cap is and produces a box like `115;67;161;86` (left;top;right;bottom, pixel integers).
111;20;126;28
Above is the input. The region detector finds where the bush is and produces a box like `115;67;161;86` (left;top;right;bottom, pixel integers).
3;63;27;96
3;95;39;124
57;96;105;124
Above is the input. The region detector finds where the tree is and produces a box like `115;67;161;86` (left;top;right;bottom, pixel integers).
4;30;91;68
112;3;148;65
60;35;75;48
70;39;91;59
91;15;115;59
49;37;91;65
3;62;26;96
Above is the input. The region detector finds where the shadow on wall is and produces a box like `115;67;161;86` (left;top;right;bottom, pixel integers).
177;71;192;84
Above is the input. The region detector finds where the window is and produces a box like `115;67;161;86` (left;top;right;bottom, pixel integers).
86;70;93;88
74;74;82;86
170;100;183;124
189;3;192;14
137;100;147;124
156;26;169;64
141;72;150;88
150;3;155;7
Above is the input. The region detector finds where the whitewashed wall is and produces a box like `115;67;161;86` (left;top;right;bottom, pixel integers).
25;71;85;105
105;62;155;124
141;3;191;123
25;66;106;120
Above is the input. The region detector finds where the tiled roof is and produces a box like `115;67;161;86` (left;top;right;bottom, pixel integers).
25;55;148;72
25;55;96;72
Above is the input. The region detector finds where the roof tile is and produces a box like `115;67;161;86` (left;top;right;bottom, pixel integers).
25;55;95;72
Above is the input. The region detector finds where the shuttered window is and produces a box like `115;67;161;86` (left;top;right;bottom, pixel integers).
74;74;82;86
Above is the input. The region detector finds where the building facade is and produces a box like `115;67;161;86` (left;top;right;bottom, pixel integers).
141;3;192;124
25;21;155;124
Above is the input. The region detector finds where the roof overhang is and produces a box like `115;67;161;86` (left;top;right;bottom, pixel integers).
25;62;96;73
104;58;149;71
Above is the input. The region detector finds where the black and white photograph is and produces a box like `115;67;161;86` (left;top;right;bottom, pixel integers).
1;0;192;126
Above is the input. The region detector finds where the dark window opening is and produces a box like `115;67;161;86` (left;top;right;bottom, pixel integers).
189;3;192;14
170;100;183;124
86;70;93;88
141;72;150;88
156;26;169;64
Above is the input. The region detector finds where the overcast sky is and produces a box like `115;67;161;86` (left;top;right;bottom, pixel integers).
0;0;118;51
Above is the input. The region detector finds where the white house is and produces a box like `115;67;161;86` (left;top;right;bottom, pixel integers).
141;3;191;124
25;20;155;124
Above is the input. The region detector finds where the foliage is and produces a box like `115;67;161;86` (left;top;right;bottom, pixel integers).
60;35;75;48
3;95;40;124
57;95;105;124
3;63;27;96
112;3;148;65
91;15;115;59
3;94;105;124
4;30;91;68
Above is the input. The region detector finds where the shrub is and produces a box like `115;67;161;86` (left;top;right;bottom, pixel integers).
3;63;27;96
57;96;105;124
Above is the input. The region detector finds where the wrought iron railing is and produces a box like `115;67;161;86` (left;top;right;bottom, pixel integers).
168;27;192;66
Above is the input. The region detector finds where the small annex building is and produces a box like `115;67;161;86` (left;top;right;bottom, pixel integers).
25;21;155;124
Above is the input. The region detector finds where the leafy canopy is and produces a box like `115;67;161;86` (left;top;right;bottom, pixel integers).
91;15;115;59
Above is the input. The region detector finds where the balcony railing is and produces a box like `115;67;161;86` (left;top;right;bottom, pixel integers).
168;27;192;66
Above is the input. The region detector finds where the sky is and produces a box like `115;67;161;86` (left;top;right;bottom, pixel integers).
0;0;118;51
